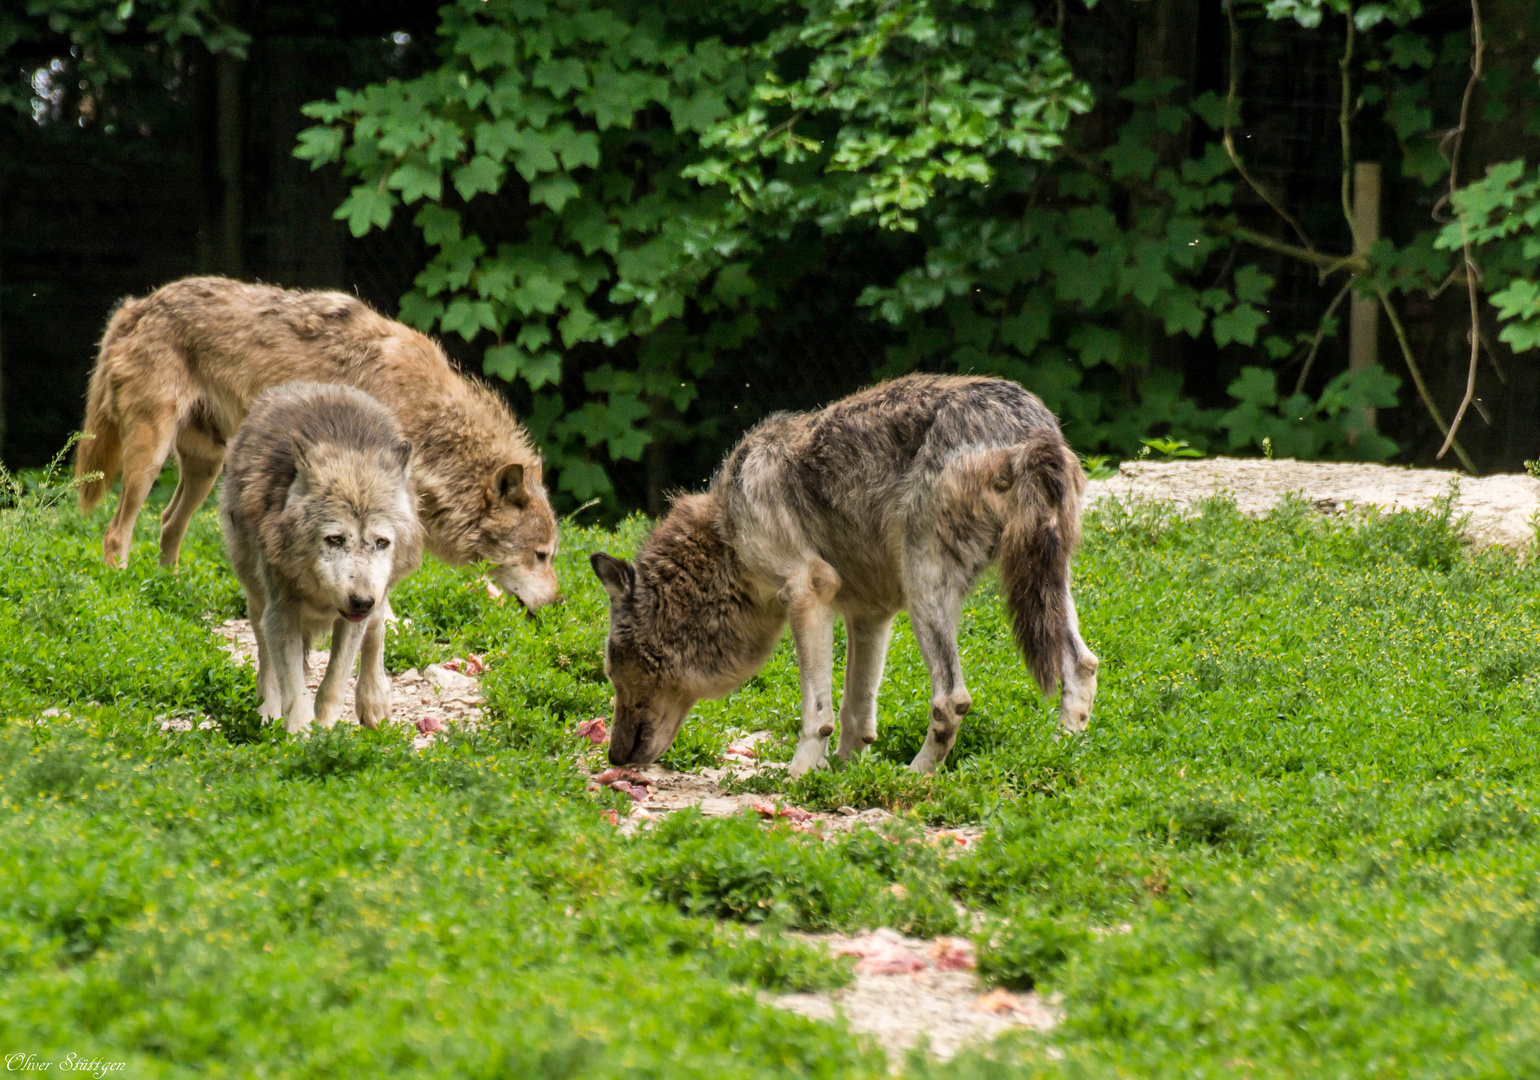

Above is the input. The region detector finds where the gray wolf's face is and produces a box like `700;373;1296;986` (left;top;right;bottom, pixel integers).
288;442;415;621
479;462;560;611
590;552;698;766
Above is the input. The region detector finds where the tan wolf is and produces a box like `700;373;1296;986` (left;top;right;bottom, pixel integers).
75;276;558;609
221;382;423;733
589;374;1100;775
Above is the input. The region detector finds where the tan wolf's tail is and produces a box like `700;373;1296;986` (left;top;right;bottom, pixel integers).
75;298;140;513
997;431;1086;693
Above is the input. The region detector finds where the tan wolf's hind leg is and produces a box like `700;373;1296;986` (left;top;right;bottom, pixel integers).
834;613;894;762
1057;584;1099;733
103;413;177;568
158;425;224;568
907;580;973;774
784;558;841;777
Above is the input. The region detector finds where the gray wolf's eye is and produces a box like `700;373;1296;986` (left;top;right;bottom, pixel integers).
376;537;391;550
325;535;345;548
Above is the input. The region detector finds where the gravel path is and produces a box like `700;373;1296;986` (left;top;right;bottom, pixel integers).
1086;457;1540;550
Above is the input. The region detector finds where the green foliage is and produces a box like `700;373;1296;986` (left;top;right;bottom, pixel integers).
296;0;1477;505
18;478;1540;1071
1440;158;1540;354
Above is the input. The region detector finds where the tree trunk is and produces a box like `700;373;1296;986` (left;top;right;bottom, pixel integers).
216;52;244;276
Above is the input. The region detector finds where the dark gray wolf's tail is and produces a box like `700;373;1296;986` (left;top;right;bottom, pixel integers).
997;431;1086;693
75;297;142;513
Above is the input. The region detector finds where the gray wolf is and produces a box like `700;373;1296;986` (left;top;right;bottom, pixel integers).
75;276;558;609
589;374;1099;775
220;382;423;733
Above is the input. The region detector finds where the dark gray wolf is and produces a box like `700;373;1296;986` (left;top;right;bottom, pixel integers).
589;374;1099;775
220;382;423;733
76;276;558;610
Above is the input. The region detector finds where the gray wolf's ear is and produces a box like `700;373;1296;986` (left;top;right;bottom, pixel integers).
492;462;529;508
590;552;635;600
290;434;317;495
391;438;412;474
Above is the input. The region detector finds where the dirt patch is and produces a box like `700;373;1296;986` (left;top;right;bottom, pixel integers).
773;929;1057;1065
1086;457;1540;550
203;618;485;747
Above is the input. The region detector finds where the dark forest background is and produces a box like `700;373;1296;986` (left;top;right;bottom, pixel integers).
4;0;1539;514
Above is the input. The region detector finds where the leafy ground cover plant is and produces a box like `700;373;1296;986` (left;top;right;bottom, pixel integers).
8;479;1540;1074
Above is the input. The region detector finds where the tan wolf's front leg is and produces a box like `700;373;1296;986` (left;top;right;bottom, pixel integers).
1057;584;1099;733
835;613;894;762
315;616;366;728
354;614;391;729
783;559;841;777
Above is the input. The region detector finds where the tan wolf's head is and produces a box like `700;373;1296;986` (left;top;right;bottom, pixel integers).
469;460;559;611
281;435;422;622
589;552;700;766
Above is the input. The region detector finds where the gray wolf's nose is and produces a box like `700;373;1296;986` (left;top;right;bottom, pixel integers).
347;595;375;616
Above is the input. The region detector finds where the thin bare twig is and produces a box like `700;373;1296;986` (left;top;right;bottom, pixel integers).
1377;284;1476;472
1339;10;1357;246
1223;0;1315;252
1437;0;1486;461
1294;277;1354;396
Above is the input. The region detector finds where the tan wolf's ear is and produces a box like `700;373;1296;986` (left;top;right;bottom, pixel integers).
491;462;529;508
590;552;635;600
391;439;412;473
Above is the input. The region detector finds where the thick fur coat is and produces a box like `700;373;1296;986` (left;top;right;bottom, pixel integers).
591;374;1100;775
221;382;423;733
76;276;557;609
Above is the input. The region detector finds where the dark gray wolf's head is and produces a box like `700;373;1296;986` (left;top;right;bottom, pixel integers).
588;551;700;766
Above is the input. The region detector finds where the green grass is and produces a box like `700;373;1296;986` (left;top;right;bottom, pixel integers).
6;468;1540;1076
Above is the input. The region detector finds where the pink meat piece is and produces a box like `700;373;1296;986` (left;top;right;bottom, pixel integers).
443;654;488;676
836;931;927;976
928;937;977;971
777;805;813;823
609;780;651;802
576;717;609;745
594;767;651;786
723;746;756;759
415;715;445;735
600;809;619;826
750;800;778;818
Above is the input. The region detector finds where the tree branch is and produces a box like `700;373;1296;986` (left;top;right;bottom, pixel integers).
1377;284;1475;472
1294;277;1353;396
1436;0;1486;462
1223;0;1315;252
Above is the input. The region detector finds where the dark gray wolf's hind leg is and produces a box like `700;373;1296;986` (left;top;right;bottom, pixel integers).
906;572;974;773
835;613;895;762
1057;584;1098;732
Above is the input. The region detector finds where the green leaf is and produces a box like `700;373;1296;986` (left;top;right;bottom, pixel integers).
532;57;590;99
414;205;463;247
1227;366;1279;408
294;124;343;167
530;174;581;211
397;290;444;331
441;297;498;340
1232;265;1275;306
1212;303;1268;347
453;156;504;201
387;160;442;205
335;183;396;237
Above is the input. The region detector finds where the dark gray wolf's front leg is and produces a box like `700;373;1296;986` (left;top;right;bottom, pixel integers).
835;612;895;762
784;558;841;777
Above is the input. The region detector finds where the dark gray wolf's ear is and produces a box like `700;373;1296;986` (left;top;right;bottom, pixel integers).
590;552;635;600
492;462;529;508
